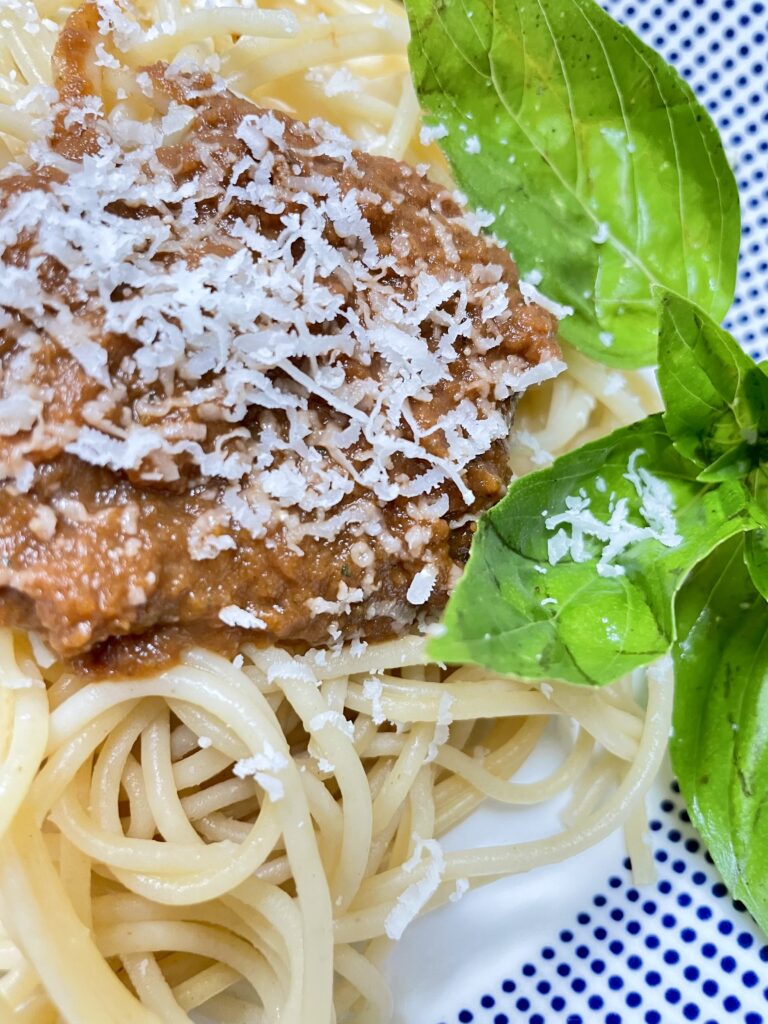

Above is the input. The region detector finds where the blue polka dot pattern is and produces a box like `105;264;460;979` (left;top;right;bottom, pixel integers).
443;784;768;1023
600;0;768;359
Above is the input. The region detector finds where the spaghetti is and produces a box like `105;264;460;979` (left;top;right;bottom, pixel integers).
0;2;669;1022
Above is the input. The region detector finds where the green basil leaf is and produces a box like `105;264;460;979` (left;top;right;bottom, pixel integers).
745;530;768;603
405;0;740;368
431;415;754;685
658;293;767;479
745;465;768;600
696;445;755;483
745;361;768;431
671;537;768;933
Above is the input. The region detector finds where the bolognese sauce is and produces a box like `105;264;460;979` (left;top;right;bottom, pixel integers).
0;4;562;672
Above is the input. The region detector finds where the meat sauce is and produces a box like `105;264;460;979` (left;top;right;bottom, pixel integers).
0;5;561;674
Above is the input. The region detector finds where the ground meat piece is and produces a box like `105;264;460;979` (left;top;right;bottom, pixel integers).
0;5;562;672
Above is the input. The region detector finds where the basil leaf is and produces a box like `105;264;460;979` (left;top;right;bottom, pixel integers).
656;295;768;600
745;466;768;600
658;293;768;480
405;0;740;368
745;530;768;602
671;537;768;933
431;415;754;685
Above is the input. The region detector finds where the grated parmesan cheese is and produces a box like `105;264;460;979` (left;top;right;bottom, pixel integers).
603;373;625;396
449;877;470;903
265;659;318;686
519;281;574;320
419;122;449;145
425;691;454;763
308;710;355;739
384;837;445;940
514;428;555;467
362;676;385;725
306;67;361;98
232;741;288;802
349;638;368;658
544;450;682;577
219;605;267;630
406;566;438;606
0;79;555;542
